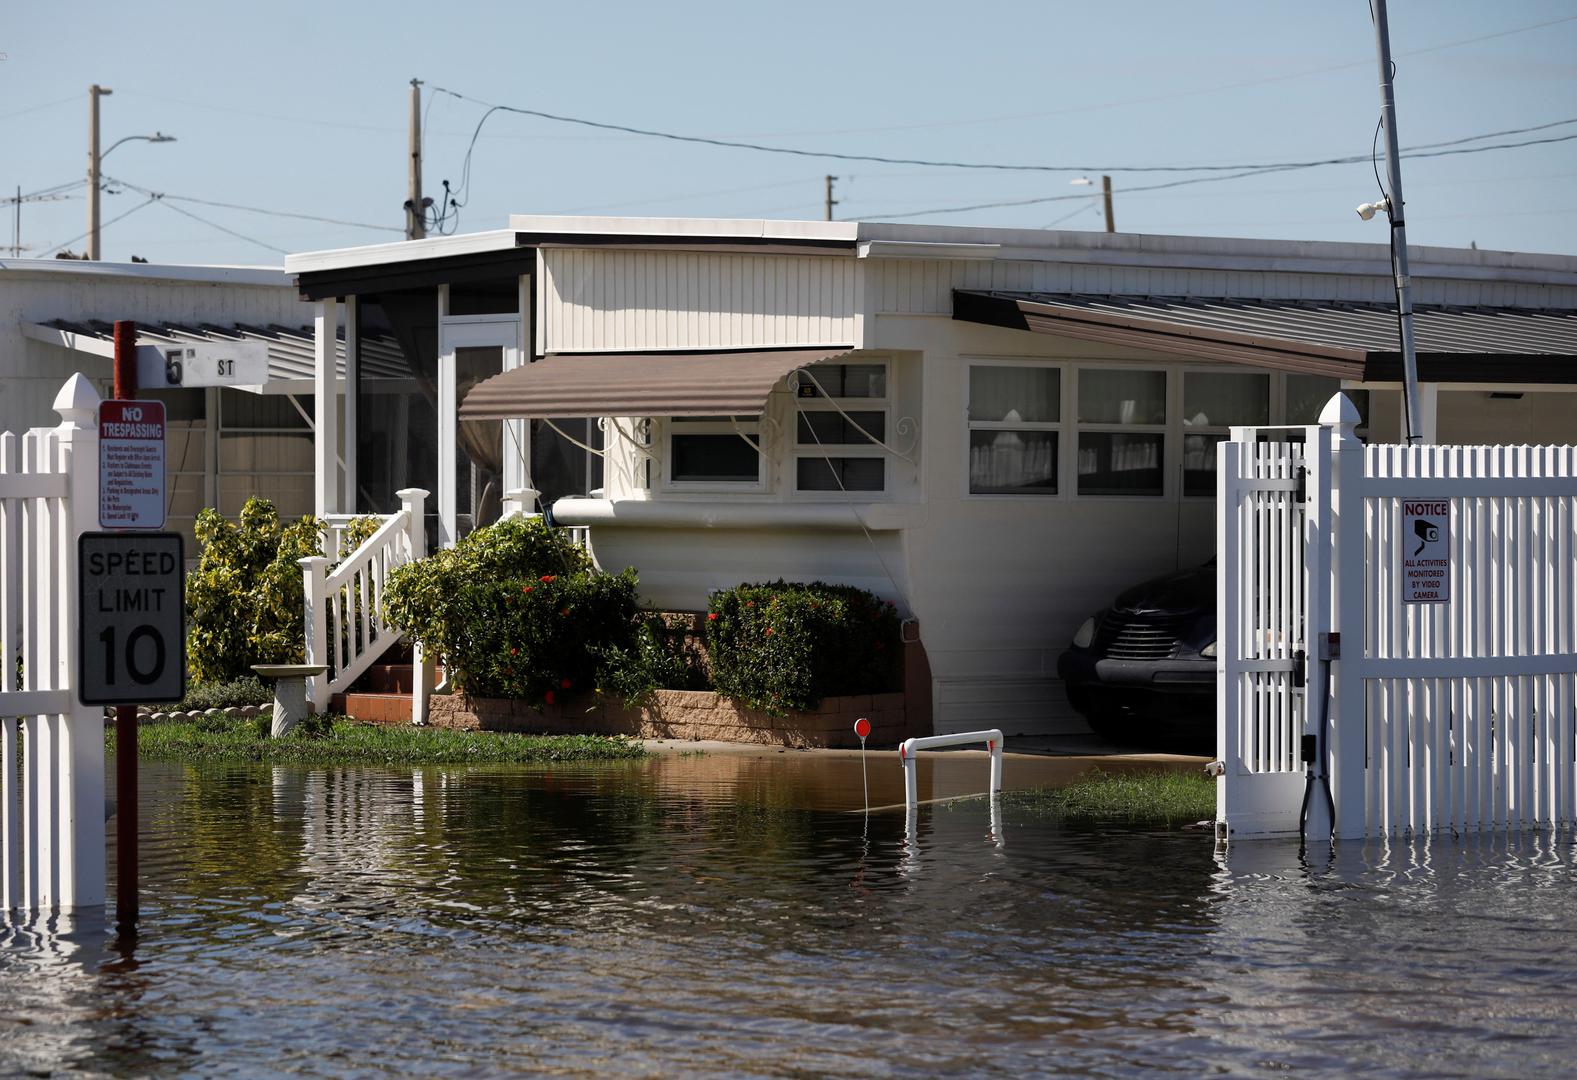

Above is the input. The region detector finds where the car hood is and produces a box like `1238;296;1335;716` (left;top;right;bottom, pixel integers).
1111;562;1215;615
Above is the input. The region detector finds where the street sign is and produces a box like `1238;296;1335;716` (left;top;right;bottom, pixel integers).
99;399;166;529
1402;498;1450;604
134;340;269;389
78;532;185;705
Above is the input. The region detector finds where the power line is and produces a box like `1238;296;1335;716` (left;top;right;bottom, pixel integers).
428;84;1577;178
860;130;1577;221
104;176;401;233
0;95;80;123
154;200;289;255
39;197;160;256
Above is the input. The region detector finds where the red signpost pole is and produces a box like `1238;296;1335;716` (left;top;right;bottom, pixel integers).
112;318;138;930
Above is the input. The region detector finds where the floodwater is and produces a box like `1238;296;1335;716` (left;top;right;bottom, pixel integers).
4;750;1577;1078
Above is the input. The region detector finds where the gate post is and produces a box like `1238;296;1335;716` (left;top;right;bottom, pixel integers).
1323;394;1368;840
54;374;106;908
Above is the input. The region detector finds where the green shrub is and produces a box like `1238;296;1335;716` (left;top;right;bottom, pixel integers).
185;498;384;687
382;517;645;706
185;498;324;684
152;675;273;714
706;581;900;714
594;614;711;706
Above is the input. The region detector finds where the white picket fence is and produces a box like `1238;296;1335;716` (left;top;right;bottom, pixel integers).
300;488;428;718
1;375;106;910
1218;395;1577;841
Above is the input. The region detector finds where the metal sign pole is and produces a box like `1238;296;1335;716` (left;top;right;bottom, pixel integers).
111;319;138;932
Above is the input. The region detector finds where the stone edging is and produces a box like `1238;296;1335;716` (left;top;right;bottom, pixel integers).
425;688;912;749
114;704;270;724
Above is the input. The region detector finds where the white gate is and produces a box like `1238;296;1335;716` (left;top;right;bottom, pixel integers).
1;375;106;910
1219;394;1577;841
1216;424;1329;838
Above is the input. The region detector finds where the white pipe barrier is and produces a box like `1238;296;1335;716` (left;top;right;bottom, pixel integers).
898;729;1004;809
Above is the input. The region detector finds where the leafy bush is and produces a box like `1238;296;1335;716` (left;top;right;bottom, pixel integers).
185;498;325;685
382;517;646;706
594;614;711;706
152;675;274;714
706;581;900;714
184;498;385;687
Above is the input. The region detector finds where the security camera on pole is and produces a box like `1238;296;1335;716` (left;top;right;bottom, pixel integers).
1361;0;1425;446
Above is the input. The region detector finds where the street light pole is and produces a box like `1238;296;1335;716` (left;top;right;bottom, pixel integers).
87;84;111;260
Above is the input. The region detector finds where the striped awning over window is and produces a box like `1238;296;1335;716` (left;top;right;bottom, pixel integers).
457;348;852;420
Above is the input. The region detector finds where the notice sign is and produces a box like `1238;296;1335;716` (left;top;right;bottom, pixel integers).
1402;499;1450;604
78;532;185;705
99;399;166;529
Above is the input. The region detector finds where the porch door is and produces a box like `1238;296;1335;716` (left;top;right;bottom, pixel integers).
437;316;523;548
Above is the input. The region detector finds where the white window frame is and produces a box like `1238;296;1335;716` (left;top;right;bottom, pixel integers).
1179;367;1273;499
1072;364;1170;500
791;359;891;499
660;415;768;493
962;357;1066;500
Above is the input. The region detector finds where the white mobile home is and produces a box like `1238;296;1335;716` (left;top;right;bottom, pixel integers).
285;219;1577;736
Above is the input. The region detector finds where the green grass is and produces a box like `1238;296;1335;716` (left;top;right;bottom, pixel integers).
112;716;646;766
1004;768;1214;827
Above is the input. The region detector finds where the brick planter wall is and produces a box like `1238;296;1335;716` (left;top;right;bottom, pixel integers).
426;688;912;749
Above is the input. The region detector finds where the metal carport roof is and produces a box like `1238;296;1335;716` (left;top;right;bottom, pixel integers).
953;291;1577;383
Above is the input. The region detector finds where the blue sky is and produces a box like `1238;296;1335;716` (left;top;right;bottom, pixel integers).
4;1;1575;265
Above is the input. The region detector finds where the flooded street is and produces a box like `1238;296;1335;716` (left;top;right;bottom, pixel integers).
4;753;1577;1077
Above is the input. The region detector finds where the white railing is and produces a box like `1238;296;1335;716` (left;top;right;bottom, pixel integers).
300;487;427;714
898;729;1004;808
1;375;105;911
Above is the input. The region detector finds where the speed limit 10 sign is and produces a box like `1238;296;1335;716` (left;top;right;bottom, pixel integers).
78;532;186;705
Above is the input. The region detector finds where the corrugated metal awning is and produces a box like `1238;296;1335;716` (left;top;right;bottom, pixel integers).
953;291;1577;383
459;348;853;420
24;319;409;394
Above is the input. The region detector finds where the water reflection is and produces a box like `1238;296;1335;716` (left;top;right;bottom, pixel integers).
2;756;1575;1076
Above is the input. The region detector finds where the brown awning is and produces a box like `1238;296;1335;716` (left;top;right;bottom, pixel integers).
458;348;853;420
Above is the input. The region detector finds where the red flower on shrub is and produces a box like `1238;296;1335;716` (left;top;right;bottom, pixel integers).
745;600;754;608
510;647;518;656
707;612;719;621
522;585;533;593
545;690;555;705
560;608;570;617
540;575;557;583
560;678;572;689
764;628;774;637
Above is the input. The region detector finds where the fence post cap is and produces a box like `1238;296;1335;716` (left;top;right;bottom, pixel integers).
298;555;331;569
394;487;430;501
53;373;101;428
1318;392;1362;441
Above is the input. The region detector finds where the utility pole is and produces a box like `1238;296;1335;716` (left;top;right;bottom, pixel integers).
406;78;426;241
12;185;19;258
87;84;111;260
1371;0;1423;445
1101;175;1115;233
824;175;838;221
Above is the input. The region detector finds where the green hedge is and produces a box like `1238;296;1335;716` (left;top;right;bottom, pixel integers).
382;517;644;706
705;581;901;714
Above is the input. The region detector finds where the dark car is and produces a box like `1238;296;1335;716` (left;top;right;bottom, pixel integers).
1057;561;1216;748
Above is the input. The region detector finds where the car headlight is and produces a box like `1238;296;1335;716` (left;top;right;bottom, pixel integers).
1200;639;1217;659
1073;617;1097;649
